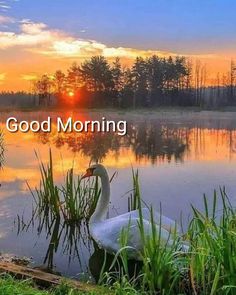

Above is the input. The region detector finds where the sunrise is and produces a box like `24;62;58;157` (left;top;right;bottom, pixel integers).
0;0;236;92
1;1;236;294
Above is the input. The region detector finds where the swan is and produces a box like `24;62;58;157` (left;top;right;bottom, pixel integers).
82;164;187;259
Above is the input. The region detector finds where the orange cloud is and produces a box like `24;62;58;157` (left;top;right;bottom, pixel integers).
0;19;218;60
21;74;38;81
0;19;234;91
0;73;6;84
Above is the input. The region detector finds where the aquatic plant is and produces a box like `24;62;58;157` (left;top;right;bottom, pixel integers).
30;150;101;223
187;188;236;295
128;169;141;212
23;152;236;294
101;187;236;295
102;194;187;294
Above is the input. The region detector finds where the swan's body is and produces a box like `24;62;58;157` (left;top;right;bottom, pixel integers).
83;164;186;259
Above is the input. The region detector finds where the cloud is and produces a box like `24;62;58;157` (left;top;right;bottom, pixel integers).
0;0;13;11
21;74;38;81
0;5;10;9
0;73;6;84
0;19;177;60
21;22;48;34
0;14;13;24
0;21;63;49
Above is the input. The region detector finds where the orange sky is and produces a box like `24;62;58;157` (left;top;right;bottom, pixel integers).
0;19;235;92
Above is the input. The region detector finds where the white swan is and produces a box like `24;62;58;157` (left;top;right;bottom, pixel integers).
82;164;186;259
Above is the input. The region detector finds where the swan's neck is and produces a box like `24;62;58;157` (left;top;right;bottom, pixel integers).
89;172;110;224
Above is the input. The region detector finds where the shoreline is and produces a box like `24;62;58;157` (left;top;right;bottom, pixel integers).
2;105;236;113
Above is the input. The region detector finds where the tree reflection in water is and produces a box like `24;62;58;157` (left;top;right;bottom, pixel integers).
17;210;93;275
36;121;189;164
17;211;143;282
0;129;5;169
15;121;189;279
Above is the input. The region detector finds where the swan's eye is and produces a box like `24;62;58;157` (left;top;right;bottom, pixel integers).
87;168;95;175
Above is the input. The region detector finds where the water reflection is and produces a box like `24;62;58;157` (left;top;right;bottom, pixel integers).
35;122;189;164
34;119;236;164
17;207;143;282
1;111;236;279
17;211;93;275
0;129;5;169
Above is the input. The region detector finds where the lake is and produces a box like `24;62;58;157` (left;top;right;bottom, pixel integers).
0;109;236;280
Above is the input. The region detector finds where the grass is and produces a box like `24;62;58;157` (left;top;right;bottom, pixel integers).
99;187;236;295
0;275;110;295
128;169;141;212
30;150;100;223
187;188;236;295
22;152;236;294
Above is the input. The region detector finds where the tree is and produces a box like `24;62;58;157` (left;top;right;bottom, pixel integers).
66;63;83;96
53;70;66;105
229;59;236;104
111;57;123;106
120;68;135;108
80;56;114;106
132;57;148;107
34;74;53;106
146;55;165;105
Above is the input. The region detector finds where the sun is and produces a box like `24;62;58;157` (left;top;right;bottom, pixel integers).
68;91;74;97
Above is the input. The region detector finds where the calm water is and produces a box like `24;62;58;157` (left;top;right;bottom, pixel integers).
1;110;236;280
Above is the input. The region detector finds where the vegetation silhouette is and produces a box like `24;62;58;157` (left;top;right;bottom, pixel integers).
1;55;235;109
35;122;189;164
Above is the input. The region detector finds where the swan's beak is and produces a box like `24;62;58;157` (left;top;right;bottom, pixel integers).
81;168;94;179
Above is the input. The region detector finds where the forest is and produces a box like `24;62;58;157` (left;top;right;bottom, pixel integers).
1;55;236;109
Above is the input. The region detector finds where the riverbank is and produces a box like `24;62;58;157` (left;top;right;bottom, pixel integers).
2;105;236;119
0;274;109;295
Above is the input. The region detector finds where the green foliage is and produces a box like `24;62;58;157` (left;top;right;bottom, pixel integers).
0;275;49;295
188;188;236;295
31;150;100;223
0;275;110;295
27;154;236;294
102;174;236;294
128;168;141;212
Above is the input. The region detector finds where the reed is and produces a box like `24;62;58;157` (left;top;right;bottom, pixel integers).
128;168;141;212
102;176;236;295
187;188;236;295
29;153;236;294
30;150;101;223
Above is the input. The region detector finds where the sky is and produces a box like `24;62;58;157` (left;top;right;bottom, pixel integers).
0;0;236;91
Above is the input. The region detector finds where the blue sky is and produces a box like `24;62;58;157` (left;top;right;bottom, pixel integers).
0;0;235;90
4;0;236;54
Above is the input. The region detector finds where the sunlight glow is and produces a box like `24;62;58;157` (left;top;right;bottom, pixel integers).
68;91;74;97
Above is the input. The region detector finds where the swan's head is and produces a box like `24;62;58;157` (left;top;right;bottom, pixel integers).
82;164;107;179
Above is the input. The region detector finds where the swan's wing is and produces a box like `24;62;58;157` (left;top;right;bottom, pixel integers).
119;208;181;234
90;217;173;259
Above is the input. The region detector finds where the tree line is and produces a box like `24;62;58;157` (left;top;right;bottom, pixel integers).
1;55;235;109
34;55;194;108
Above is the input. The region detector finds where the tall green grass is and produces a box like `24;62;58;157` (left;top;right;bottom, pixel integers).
102;178;236;294
0;274;110;295
128;169;141;212
103;191;187;294
26;152;236;294
187;188;236;295
30;150;101;223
